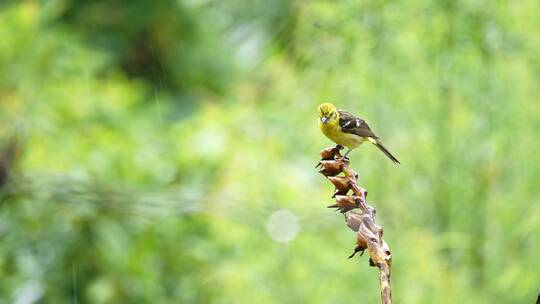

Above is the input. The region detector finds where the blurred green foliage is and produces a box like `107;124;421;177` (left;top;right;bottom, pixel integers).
1;0;540;303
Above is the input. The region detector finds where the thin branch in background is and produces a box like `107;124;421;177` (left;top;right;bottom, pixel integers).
316;146;393;304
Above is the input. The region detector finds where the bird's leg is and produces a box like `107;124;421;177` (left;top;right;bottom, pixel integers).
333;144;344;159
341;148;352;160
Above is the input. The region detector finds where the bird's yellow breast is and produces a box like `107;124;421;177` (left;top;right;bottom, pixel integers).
319;120;366;149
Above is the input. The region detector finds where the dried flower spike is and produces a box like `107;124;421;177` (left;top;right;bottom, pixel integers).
317;146;392;304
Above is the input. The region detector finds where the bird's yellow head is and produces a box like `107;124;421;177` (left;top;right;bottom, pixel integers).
317;102;338;125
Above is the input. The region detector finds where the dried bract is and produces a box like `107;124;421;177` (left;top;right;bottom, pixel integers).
328;175;351;197
319;145;342;160
318;160;344;177
328;195;362;213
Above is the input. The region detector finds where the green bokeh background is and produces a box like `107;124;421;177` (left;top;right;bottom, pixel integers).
1;1;539;303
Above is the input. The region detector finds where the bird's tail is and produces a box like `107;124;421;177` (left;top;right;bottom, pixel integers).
368;138;400;164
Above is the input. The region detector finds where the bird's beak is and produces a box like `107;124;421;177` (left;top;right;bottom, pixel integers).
321;116;328;124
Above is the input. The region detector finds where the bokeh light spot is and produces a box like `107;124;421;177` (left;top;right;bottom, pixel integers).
265;209;300;243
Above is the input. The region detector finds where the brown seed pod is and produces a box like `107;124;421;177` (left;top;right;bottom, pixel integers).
348;235;368;259
319;147;337;160
319;145;343;160
346;212;363;232
327;175;351;197
327;195;361;213
318;160;344;177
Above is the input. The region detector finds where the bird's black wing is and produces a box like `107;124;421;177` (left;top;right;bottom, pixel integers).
338;110;378;138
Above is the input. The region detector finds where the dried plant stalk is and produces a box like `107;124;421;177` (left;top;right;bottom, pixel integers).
317;146;392;304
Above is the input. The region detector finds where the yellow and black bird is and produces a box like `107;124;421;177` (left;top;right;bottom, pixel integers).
317;102;400;164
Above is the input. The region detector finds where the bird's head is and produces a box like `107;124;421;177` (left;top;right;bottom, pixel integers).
318;102;338;125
